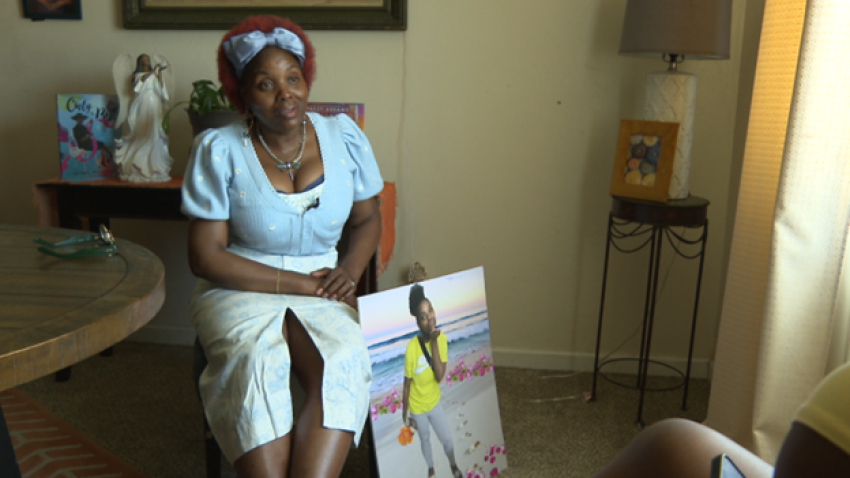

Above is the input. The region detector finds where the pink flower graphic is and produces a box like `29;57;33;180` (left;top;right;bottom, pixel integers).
389;402;397;414
490;467;499;476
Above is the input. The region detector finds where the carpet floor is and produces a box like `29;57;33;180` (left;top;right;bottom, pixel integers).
14;342;710;477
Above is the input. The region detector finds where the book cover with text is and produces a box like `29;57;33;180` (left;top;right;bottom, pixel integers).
57;94;120;181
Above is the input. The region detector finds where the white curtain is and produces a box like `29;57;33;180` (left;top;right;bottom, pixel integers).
829;257;850;370
705;0;850;464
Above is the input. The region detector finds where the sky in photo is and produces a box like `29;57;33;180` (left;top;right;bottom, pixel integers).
359;267;488;346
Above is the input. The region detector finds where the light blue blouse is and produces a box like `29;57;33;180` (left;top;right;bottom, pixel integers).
181;112;383;256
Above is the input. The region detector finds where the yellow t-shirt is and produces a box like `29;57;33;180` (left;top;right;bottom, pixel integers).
794;361;850;456
404;334;448;415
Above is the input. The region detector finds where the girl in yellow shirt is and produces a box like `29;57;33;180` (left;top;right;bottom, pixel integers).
402;284;463;478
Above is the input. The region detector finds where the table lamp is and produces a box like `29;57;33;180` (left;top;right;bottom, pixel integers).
619;0;732;199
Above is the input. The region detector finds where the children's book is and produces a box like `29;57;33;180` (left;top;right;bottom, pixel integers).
56;94;120;181
307;102;365;130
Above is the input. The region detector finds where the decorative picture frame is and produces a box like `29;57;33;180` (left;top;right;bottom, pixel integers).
22;0;82;20
609;119;679;203
122;0;407;31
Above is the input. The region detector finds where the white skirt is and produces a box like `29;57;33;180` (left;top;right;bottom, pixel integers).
190;245;372;463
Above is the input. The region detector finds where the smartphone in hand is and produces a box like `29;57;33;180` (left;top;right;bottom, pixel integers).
711;454;747;478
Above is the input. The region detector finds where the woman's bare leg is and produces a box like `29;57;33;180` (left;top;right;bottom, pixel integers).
232;314;295;478
591;418;774;478
286;309;353;478
233;436;292;478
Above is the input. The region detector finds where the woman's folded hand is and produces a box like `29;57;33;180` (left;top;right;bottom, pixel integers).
310;267;358;302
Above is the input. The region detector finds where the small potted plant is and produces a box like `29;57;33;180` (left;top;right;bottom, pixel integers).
163;80;239;137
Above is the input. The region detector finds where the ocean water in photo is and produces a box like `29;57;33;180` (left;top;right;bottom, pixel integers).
369;310;490;393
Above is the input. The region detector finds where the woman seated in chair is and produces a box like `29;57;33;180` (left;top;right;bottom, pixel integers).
181;15;383;478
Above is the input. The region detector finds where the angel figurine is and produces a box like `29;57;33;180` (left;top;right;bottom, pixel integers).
112;53;175;183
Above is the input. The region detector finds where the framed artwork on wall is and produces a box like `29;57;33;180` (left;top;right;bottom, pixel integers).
122;0;407;30
23;0;82;20
609;119;679;203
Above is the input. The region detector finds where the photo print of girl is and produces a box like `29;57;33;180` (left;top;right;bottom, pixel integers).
403;283;463;478
359;267;508;478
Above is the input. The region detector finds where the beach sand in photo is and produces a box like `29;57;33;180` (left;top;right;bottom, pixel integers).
369;343;508;478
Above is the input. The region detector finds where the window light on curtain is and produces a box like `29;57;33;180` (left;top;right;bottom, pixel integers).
704;0;850;464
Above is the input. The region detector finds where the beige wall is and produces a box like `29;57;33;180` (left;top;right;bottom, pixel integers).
0;1;762;374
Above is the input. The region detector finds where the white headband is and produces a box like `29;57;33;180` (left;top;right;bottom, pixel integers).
223;27;305;79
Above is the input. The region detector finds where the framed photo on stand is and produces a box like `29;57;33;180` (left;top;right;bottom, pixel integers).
609;119;679;203
22;0;82;20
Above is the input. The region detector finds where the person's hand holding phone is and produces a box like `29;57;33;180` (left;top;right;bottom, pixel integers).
711;454;747;478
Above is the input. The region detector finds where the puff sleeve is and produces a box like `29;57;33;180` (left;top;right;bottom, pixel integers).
181;129;232;221
338;114;384;201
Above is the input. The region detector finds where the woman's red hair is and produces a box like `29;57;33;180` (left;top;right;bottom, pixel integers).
217;16;316;114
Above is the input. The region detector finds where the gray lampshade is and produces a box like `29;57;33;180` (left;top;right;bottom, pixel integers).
619;0;732;60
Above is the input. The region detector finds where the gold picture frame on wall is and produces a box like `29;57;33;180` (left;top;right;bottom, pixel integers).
609;119;679;203
122;0;406;30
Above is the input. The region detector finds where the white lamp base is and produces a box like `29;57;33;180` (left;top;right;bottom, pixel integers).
644;70;697;200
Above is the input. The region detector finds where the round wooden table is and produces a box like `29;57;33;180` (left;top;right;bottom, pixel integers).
0;224;165;477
